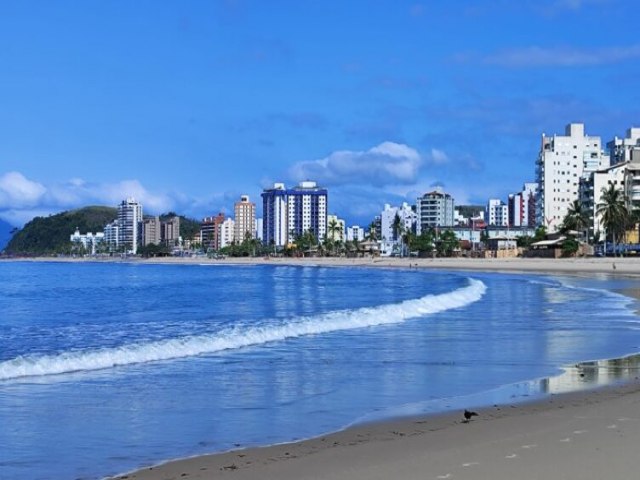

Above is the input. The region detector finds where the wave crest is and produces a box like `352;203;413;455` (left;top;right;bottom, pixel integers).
0;279;486;381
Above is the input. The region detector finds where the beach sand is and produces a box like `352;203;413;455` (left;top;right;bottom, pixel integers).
13;254;640;276
111;378;640;480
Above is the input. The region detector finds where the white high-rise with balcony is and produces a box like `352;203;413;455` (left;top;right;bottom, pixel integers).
117;198;143;254
535;123;608;233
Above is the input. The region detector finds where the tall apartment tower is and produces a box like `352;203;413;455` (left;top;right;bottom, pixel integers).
142;216;161;246
508;183;538;227
608;128;640;166
262;183;289;247
161;216;180;247
201;213;225;250
416;188;454;234
117;198;143;254
234;195;256;242
535;123;608;233
287;181;328;241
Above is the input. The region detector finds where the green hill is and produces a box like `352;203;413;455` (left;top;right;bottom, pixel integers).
6;206;117;255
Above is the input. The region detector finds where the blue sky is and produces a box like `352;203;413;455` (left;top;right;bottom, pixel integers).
1;0;639;227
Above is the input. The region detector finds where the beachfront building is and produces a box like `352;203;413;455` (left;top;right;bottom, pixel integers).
346;225;365;242
416;188;454;234
70;229;105;255
262;183;289;247
261;181;328;246
161;216;180;247
117;198;143;254
287;181;328;242
535;123;608;233
201;213;224;251
234;195;256;242
486;199;509;227
219;217;235;248
508;183;537;227
608;127;640;166
142;216;161;246
254;218;263;241
624;149;640;212
579;163;627;242
104;221;119;251
378;203;417;255
326;214;346;242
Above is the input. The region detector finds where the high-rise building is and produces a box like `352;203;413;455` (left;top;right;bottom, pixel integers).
161;216;180;247
608;127;640;166
346;225;365;242
287;181;328;241
416;188;454;234
142;216;161;246
262;183;289;247
254;218;263;241
486;199;509;227
508;183;537;227
219;217;235;248
104;221;119;252
117;198;143;254
261;181;328;246
326;214;346;242
201;213;225;250
234;195;256;242
579;163;626;241
535;123;608;233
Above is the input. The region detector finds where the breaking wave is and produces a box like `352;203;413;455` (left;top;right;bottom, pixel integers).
0;279;486;381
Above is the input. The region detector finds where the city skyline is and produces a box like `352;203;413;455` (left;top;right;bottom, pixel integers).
1;1;640;228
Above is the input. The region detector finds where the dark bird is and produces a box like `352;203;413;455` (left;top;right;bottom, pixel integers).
463;409;478;422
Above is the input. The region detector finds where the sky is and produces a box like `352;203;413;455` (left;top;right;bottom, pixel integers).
1;0;639;227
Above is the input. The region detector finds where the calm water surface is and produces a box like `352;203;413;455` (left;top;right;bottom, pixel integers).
0;261;639;480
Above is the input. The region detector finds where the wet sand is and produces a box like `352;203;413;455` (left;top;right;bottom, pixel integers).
111;376;640;480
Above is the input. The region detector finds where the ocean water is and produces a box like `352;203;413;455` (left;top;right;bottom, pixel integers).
0;261;639;480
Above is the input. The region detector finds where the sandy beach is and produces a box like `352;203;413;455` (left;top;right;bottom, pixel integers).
80;255;640;480
10;254;640;276
107;375;640;480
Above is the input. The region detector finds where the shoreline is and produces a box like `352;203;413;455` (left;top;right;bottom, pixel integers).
110;362;640;480
4;254;640;276
95;258;640;480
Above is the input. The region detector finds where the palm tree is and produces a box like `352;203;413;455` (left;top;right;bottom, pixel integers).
561;199;589;243
327;218;340;242
596;183;628;256
366;221;378;242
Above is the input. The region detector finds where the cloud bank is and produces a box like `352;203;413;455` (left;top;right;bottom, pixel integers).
289;141;423;187
0;172;178;227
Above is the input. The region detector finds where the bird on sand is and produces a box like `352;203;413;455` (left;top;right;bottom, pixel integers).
463;409;478;422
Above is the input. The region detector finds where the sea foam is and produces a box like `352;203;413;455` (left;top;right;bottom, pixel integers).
0;278;486;381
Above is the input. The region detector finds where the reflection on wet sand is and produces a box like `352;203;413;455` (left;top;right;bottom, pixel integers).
540;354;640;394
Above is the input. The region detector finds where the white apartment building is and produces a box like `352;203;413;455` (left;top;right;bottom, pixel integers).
416;188;454;234
346;225;365;242
580;163;626;240
486;199;509;227
117;198;143;254
261;183;289;247
608;127;640;165
254;218;263;241
70;229;105;255
380;203;416;242
508;183;537;227
219;217;235;248
536;123;608;233
326;214;346;242
287;181;328;241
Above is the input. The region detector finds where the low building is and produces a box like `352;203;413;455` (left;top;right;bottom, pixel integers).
70;229;105;255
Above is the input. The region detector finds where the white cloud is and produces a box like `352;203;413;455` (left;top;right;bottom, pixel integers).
429;148;449;165
289;141;423;187
0;172;47;208
0;172;179;227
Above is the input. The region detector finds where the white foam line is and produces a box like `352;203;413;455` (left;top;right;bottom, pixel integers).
0;279;486;381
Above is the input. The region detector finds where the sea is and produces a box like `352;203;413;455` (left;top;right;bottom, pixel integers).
1;261;640;480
